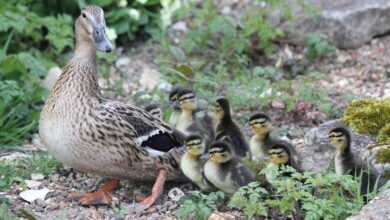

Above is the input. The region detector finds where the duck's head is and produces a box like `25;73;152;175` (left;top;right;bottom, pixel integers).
214;98;231;121
169;87;182;109
268;143;290;165
144;103;162;120
249;113;272;137
208;141;233;163
328;126;350;152
75;5;112;53
185;134;205;156
177;89;197;111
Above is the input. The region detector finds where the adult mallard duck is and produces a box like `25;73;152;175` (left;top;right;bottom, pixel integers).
39;5;185;208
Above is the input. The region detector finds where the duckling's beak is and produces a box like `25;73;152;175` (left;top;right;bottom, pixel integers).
200;154;210;160
320;138;329;144
241;124;252;132
171;100;181;108
92;26;113;53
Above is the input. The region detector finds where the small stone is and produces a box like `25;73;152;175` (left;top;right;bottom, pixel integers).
31;173;45;180
337;53;349;64
115;57;131;70
171;21;188;33
51;174;59;181
25;180;42;189
20;188;50;203
221;6;231;15
168;187;185;202
208;212;236;220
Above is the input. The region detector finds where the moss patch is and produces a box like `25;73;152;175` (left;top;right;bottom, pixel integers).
342;98;390;163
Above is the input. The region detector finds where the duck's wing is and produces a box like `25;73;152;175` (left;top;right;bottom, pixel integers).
102;100;184;153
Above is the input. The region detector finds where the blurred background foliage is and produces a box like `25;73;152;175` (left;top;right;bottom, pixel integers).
0;0;338;147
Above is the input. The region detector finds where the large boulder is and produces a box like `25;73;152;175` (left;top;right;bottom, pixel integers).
347;189;390;220
276;0;390;48
300;120;390;180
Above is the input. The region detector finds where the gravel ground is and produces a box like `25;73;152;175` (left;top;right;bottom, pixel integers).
2;32;390;220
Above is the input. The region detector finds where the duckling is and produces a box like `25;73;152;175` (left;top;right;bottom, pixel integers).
265;143;303;184
204;141;256;194
248;113;300;163
180;134;216;192
39;5;185;209
328;126;380;198
214;98;249;158
144;103;163;120
168;87;182;127
176;89;213;144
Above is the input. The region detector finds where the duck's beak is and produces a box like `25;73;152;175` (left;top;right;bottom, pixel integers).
320;138;329;144
92;26;113;53
171;100;181;108
241;124;252;132
200;154;210;160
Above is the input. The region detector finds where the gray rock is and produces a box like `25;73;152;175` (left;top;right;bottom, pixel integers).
301;120;390;181
347;189;390;220
277;0;390;48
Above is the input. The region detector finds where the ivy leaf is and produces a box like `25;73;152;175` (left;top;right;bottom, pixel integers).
173;64;195;79
170;46;187;63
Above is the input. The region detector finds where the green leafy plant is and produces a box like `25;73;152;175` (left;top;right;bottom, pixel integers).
306;33;336;61
0;203;18;220
176;191;225;220
0;53;49;146
229;166;365;219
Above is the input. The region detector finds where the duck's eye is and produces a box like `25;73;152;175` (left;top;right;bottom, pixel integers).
82;13;86;18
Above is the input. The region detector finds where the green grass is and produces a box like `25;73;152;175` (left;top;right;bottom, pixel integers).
0;153;62;190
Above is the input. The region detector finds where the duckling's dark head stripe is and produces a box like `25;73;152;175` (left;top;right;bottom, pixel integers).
249;119;267;126
249;113;271;123
329;126;351;147
269;143;290;156
208;141;232;153
185;134;203;143
329;132;344;138
179;94;196;102
177;89;196;99
169;87;182;100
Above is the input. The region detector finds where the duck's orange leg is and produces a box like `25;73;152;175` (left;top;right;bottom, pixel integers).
70;179;119;205
140;169;167;206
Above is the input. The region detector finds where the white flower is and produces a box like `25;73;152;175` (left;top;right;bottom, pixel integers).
137;0;148;4
128;8;140;21
105;28;117;41
117;0;128;7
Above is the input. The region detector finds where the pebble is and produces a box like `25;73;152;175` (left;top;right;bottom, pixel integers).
20;188;50;203
167;188;185;202
31;173;45;181
25;180;42;189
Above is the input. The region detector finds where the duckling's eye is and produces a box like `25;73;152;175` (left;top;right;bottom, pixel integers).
337;139;342;142
82;13;86;18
